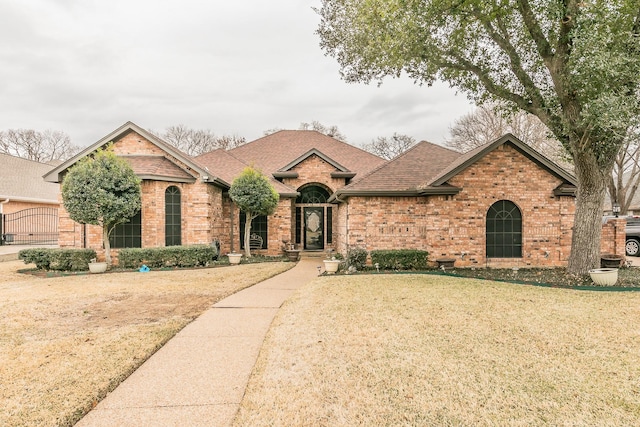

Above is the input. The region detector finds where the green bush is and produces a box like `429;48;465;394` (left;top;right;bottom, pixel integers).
346;247;368;270
370;249;429;270
19;248;97;271
117;245;218;269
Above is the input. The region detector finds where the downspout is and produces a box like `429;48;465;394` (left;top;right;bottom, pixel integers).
229;199;235;253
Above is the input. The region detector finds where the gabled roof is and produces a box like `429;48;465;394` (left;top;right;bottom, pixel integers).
0;153;59;203
331;141;462;199
332;133;576;200
228;130;385;179
426;133;576;188
195;149;298;197
43;121;228;188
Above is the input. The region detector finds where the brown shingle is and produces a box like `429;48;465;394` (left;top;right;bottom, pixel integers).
228;130;386;178
195;149;297;196
341;141;461;192
122;156;196;181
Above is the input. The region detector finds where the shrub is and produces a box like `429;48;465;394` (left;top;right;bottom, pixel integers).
345;247;368;270
19;248;97;271
370;249;429;270
117;245;218;269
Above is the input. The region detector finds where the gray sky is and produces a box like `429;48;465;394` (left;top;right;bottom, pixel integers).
0;0;474;149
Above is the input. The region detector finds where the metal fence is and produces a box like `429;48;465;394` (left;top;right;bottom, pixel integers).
1;207;59;245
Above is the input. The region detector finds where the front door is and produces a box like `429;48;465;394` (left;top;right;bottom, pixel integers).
304;207;324;250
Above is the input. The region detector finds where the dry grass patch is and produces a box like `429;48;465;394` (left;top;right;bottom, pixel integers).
0;260;292;427
236;275;640;426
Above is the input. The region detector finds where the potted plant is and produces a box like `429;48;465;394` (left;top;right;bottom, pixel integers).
227;253;243;265
588;268;619;286
88;258;108;273
323;256;341;274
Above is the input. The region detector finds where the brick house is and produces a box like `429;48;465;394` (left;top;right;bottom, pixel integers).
44;121;624;266
1;153;60;245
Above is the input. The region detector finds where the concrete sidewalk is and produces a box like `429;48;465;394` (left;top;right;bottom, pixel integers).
76;258;321;427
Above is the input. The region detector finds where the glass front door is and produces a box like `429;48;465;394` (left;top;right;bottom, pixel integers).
304;207;324;250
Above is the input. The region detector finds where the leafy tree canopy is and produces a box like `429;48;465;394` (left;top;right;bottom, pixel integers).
317;0;640;273
61;146;141;264
229;167;279;257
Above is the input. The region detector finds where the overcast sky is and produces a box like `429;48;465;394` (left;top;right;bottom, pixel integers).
0;0;474;150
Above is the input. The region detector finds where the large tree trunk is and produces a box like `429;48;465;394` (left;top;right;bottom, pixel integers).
567;152;608;274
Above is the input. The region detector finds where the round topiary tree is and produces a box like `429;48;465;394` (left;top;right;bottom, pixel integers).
61;145;141;266
229;166;279;257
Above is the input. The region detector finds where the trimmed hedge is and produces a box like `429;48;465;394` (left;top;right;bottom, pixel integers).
370;249;429;270
117;244;218;269
346;247;368;270
19;248;97;271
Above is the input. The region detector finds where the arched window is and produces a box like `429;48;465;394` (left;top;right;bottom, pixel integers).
486;200;522;258
296;185;330;204
165;186;181;246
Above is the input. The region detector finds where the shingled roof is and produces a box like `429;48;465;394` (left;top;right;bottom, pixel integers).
121;156;197;182
333;133;576;200
195;149;298;197
44;122;228;188
228;130;386;179
0;153;59;203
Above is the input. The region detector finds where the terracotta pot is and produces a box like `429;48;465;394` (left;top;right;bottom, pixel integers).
588;268;618;286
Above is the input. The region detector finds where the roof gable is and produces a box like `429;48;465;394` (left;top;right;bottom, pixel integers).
43;122;228;188
229;130;385;180
427;133;576;187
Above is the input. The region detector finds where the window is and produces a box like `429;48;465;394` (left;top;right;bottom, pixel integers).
109;211;142;248
486;200;522;258
239;212;268;249
165;186;181;246
296;185;330;204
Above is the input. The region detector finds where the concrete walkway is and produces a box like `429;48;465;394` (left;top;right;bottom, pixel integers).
76;258;320;427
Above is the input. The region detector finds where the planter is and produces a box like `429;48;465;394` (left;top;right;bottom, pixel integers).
588;268;619;286
88;262;108;274
600;254;623;269
323;259;341;274
285;249;300;262
227;253;242;265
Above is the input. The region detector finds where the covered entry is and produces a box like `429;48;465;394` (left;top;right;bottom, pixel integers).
295;185;333;250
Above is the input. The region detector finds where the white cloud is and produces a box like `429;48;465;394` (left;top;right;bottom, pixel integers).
0;0;473;148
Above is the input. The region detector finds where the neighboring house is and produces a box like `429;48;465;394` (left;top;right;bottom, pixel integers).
0;153;60;244
44;121;624;267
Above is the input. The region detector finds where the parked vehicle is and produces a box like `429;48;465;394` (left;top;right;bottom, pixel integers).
625;217;640;257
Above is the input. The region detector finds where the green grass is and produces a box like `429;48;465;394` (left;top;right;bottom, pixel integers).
236;274;640;426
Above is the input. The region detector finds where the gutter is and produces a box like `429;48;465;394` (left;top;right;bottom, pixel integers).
0;195;58;205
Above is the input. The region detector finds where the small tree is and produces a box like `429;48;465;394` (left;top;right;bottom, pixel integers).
61;146;141;266
229;167;279;258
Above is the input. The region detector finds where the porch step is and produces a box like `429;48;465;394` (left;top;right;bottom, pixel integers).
299;251;325;259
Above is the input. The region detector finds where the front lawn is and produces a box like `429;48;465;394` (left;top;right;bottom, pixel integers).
236;274;640;426
0;260;292;427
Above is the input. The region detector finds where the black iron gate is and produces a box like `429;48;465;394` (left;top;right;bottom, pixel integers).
0;207;58;245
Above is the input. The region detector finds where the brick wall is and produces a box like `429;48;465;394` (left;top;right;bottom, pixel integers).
336;144;579;267
601;218;626;256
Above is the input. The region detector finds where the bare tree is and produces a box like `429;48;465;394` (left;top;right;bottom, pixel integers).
608;125;640;215
0;129;79;162
445;104;570;168
362;133;416;160
264;121;347;142
154;125;245;156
